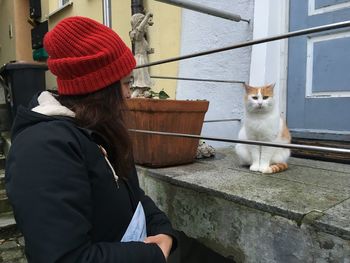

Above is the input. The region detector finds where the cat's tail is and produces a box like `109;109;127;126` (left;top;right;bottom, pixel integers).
265;163;288;174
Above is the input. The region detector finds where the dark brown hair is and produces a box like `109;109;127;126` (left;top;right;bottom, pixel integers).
58;82;133;179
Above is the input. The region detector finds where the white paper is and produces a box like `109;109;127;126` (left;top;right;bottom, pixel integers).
121;201;147;242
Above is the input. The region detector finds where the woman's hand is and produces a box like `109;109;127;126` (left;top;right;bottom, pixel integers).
144;234;173;260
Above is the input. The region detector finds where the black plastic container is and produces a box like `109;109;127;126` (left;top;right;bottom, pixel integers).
0;61;47;122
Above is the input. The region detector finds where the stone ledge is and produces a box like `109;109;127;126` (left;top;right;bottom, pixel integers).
0;212;15;230
0;171;4;190
137;147;350;240
137;147;350;262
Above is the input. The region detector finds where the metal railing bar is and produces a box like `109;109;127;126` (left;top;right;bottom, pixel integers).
155;0;250;23
204;119;241;123
135;20;350;69
128;129;350;154
150;75;245;84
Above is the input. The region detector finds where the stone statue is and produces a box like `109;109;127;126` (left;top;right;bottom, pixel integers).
130;12;154;98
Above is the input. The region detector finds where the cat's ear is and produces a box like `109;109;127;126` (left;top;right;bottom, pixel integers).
266;83;275;94
243;83;252;93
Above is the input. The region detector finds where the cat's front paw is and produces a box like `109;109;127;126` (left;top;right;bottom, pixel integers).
249;164;260;172
260;167;273;174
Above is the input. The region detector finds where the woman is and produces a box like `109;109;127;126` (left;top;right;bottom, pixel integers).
5;16;175;263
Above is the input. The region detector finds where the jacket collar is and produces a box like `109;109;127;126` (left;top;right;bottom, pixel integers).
31;91;75;118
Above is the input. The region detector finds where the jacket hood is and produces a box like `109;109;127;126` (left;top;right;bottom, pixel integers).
11;91;75;141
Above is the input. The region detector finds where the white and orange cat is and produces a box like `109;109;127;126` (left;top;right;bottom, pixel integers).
235;83;291;174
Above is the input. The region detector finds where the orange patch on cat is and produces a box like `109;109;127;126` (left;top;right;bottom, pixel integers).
261;85;274;97
243;84;255;101
244;83;275;97
269;163;288;173
244;84;257;95
282;121;291;142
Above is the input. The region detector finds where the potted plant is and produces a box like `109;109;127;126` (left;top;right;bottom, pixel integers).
124;12;209;167
124;98;209;167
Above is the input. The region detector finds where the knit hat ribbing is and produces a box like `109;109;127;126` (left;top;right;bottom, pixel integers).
44;16;136;95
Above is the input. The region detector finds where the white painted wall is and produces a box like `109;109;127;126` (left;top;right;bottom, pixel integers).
176;0;288;148
249;0;289;116
176;0;255;147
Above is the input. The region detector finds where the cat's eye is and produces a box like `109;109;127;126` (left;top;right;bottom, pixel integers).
263;96;269;100
252;96;258;100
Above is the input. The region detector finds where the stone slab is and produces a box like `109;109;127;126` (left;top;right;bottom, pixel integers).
0;212;15;228
314;198;350;240
137;147;350;240
138;167;350;263
0;171;4;190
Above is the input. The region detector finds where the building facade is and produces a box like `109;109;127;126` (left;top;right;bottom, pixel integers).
1;0;349;149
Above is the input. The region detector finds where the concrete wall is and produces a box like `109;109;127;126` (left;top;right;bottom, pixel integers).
43;0;182;98
138;170;350;263
112;1;132;48
144;1;182;99
46;0;102;22
0;0;32;66
0;0;16;66
249;0;289;117
176;0;255;147
13;0;33;62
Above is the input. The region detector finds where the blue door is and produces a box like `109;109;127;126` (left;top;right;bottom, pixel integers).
288;0;350;141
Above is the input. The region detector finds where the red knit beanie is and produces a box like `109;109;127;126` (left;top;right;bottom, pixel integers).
44;16;136;95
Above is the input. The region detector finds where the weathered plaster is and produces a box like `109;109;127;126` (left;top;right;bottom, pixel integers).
176;0;255;147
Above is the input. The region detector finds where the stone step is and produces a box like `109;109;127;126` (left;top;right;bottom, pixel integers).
0;212;26;263
0;156;4;172
0;189;12;214
0;171;4;191
137;147;350;262
0;212;15;230
0;153;5;192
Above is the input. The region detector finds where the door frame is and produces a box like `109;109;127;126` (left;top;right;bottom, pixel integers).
249;0;289;118
250;0;350;162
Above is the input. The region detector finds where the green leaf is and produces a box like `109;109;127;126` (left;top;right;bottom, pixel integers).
158;90;170;100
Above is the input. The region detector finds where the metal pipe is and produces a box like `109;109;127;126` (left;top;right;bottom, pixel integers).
204;119;241;123
151;75;245;84
131;0;144;14
102;0;112;28
136;20;350;69
155;0;249;23
128;129;350;154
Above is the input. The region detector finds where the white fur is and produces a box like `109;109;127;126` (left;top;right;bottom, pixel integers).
235;88;290;173
32;91;75;118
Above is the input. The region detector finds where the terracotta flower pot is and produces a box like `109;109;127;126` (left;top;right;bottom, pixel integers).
124;98;209;167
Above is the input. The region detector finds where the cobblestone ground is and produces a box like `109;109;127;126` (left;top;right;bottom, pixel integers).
0;226;26;263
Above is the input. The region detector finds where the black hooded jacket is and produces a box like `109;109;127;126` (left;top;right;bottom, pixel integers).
5;93;176;263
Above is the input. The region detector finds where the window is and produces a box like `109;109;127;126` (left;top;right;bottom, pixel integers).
47;0;72;18
58;0;70;7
